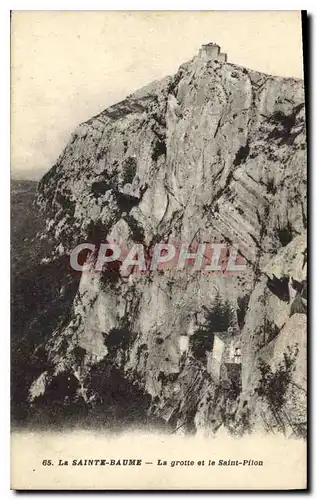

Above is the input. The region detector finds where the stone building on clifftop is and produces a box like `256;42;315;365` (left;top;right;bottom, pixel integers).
199;42;228;62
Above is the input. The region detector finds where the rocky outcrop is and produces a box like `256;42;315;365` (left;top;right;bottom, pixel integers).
18;44;306;436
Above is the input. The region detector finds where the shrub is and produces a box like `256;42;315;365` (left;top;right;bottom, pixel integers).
264;318;280;343
152;139;166;162
91;180;111;197
104;326;137;353
237;294;250;330
206;293;235;333
122;157;137;185
190;293;235;362
257;345;299;411
233;143;250;167
274;220;293;247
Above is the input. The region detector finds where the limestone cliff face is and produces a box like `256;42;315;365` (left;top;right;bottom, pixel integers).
28;46;306;435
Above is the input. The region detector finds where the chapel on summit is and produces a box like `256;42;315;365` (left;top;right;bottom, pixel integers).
198;42;227;62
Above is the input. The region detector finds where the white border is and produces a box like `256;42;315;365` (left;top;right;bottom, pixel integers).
2;2;313;11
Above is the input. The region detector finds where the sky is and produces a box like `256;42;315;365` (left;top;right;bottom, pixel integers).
11;11;304;180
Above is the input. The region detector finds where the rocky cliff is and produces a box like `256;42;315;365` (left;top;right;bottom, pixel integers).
13;45;307;437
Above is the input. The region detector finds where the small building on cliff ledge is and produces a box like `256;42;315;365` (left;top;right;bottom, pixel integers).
206;327;241;384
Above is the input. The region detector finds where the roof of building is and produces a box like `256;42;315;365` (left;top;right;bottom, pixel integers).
202;42;220;47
